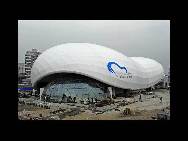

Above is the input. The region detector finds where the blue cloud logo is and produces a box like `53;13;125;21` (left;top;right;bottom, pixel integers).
107;61;128;75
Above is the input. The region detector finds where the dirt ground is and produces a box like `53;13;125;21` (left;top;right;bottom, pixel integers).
62;109;161;120
18;89;170;120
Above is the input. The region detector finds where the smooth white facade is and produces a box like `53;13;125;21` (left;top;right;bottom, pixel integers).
31;43;164;90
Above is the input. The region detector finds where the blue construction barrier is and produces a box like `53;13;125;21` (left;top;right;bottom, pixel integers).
18;87;33;91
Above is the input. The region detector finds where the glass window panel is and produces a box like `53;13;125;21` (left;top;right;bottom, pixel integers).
43;77;106;101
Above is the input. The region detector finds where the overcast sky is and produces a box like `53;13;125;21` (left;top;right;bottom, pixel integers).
18;20;170;74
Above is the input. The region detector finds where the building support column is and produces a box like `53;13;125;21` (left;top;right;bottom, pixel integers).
39;88;44;101
36;88;40;97
107;87;115;99
112;87;115;98
107;87;113;98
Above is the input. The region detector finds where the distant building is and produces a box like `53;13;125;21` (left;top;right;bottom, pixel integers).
18;63;25;74
154;73;170;89
25;49;41;79
18;63;26;84
168;67;170;87
163;74;169;88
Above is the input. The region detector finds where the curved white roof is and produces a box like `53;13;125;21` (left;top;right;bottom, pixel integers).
31;43;164;90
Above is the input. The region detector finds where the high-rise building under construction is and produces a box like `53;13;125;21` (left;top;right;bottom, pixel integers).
25;49;41;78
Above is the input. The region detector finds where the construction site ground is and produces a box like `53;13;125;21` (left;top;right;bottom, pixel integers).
18;89;170;120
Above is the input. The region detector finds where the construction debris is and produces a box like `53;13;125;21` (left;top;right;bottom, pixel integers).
156;111;170;120
123;108;131;115
95;98;114;107
18;88;170;120
48;116;60;120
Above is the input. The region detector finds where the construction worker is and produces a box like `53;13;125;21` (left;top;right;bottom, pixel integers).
95;97;98;103
160;97;163;103
73;97;76;103
139;94;142;102
68;96;72;103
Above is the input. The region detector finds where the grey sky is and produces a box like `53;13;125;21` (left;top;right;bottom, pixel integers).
18;20;170;74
